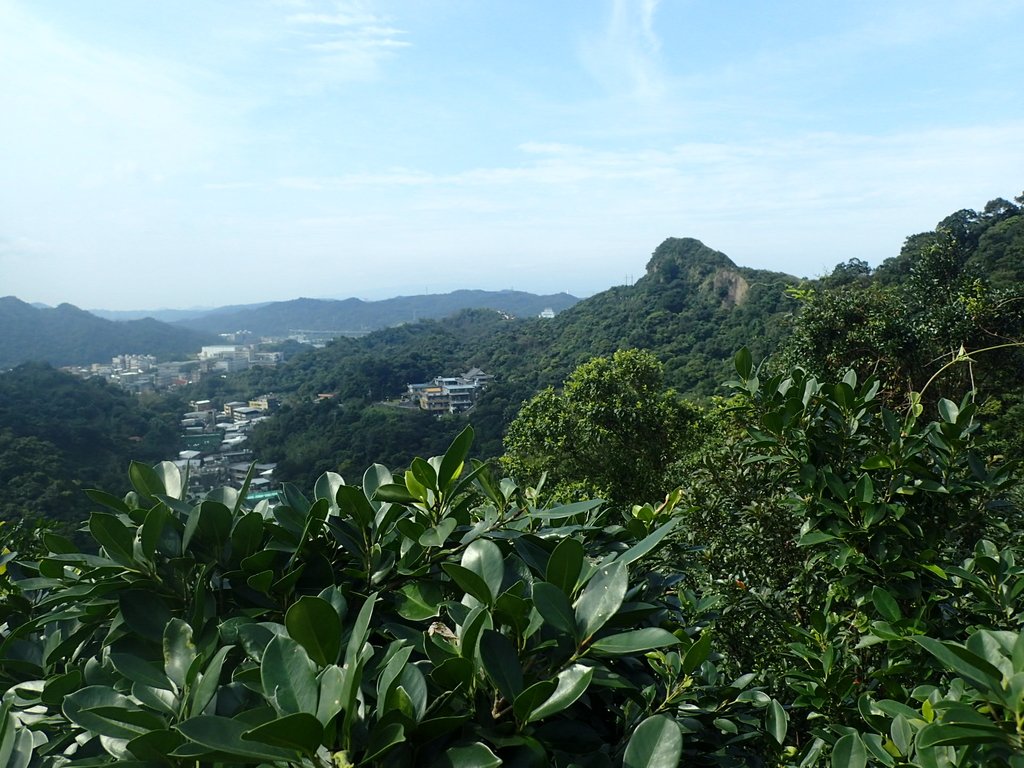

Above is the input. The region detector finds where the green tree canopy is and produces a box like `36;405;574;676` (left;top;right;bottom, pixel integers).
501;349;701;505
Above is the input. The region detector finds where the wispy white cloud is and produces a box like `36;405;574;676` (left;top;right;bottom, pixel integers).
579;0;665;102
284;1;410;81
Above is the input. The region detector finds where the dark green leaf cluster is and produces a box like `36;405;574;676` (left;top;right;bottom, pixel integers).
0;429;784;766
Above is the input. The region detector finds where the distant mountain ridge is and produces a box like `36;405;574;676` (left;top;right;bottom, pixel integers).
0;297;218;369
169;290;580;336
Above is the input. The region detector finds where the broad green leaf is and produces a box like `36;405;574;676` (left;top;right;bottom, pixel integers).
512;680;557;723
189;645;233;717
397;663;428;722
316;664;345;726
532;581;577;637
546;537;585;593
480;629;524;701
129;460;166;501
916;721;1009;748
363;722;405;763
154;461;182;500
62;686;159;739
862;454;894;470
682;630;713;674
854;474;874;504
286;596;342;667
766;699;788;746
528;664;594;722
314;471;345;505
623;715;683;768
262;635;319;715
109;653;173;691
230;512;264;562
890;714;912;755
419;518;457;548
436;742;502;768
89;512;136;568
831;732;867;768
373;483;419;504
734;347;753;379
242;712;323;755
528;498;603;521
125;729;186;762
914;636;1003;692
457;606;492;661
411;457;438;493
377;645;415;712
138;505;170;563
589;628;681;656
174;715;301;762
798;531;838;546
163;618;197;690
462;538;504;603
575;560;627;642
438;425;474;492
871;587;902;623
85;488;132;514
395;582;444;621
938;398;959;424
442;563;494;605
119;590;172;642
336;484;376;529
363;463;392;509
615;518;680;568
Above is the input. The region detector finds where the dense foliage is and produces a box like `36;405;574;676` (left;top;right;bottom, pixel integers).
3;191;1024;766
502;350;702;505
0;432;786;766
0;363;181;530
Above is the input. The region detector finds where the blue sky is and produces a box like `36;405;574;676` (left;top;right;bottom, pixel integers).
1;0;1022;310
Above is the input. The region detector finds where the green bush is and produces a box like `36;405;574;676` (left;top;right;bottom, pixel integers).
0;427;783;767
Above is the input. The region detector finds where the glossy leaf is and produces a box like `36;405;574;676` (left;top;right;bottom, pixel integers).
575;560;627;642
436;742;502;768
462;538;504;603
831;733;867;768
242;712;323;755
174;715;301;762
532;581;577;637
286;596;342;667
623;715;683;768
163;618;197;690
546;537;585;594
589;628;680;656
262;635;319;715
528;664;594;722
766;699;788;746
480;629;524;701
438;425;474;492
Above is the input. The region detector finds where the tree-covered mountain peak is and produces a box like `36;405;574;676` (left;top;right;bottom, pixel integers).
645;238;736;278
642;237;751;308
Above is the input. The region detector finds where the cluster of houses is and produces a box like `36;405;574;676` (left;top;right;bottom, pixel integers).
64;344;284;393
404;368;494;415
172;395;280;499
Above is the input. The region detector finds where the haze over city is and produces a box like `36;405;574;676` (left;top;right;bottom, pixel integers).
2;0;1023;311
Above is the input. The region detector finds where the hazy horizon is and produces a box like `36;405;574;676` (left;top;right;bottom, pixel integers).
2;1;1022;310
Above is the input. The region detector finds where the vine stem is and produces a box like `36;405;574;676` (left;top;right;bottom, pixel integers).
917;341;1024;401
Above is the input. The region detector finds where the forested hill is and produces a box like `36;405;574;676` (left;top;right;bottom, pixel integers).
229;237;799;484
0;297;217;369
235;238;797;402
0;362;181;528
171;290;580;336
507;237;797;396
